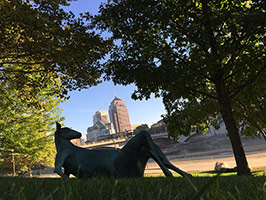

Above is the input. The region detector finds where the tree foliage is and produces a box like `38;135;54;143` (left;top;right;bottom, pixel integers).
0;79;64;175
233;78;266;138
93;0;266;175
149;120;167;135
0;0;111;102
133;124;149;135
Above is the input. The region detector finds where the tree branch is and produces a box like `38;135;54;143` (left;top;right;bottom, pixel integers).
201;0;218;56
235;103;266;140
174;24;210;56
0;51;45;60
185;86;218;99
0;67;57;74
238;101;266;124
170;4;210;56
171;51;189;67
0;61;52;66
229;65;266;100
223;32;252;85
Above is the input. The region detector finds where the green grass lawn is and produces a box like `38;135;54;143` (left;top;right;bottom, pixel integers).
1;171;266;200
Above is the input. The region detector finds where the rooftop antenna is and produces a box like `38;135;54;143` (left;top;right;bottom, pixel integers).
113;85;117;98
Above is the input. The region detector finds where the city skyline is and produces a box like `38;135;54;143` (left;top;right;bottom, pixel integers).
86;97;132;142
59;1;166;137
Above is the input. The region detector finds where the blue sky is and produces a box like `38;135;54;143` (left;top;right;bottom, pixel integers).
60;0;166;137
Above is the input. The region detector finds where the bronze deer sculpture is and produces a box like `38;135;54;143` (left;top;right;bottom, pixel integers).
54;122;191;178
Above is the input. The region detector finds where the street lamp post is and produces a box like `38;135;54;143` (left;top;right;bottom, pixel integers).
11;149;15;176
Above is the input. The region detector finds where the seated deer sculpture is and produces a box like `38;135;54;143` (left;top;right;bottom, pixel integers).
54;122;191;178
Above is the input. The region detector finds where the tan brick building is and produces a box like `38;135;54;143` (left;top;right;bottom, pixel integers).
109;97;131;134
93;110;110;124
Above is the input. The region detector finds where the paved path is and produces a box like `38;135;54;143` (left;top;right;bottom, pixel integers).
145;152;266;174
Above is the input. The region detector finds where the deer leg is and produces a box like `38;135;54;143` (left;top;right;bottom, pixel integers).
64;168;71;178
54;153;69;179
153;143;192;177
139;131;173;177
114;131;172;177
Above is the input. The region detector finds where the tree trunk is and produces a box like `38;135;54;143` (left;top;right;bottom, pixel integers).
215;78;251;175
28;167;32;177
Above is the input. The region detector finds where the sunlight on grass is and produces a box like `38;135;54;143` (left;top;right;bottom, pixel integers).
1;170;266;200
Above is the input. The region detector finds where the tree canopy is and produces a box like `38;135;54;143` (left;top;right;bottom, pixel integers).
0;0;111;102
0;78;64;175
93;0;266;175
133;124;149;135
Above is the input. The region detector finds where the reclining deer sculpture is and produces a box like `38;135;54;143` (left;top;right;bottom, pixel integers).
54;122;191;178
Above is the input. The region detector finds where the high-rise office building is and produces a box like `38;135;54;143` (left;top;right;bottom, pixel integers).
109;97;131;133
93;110;110;124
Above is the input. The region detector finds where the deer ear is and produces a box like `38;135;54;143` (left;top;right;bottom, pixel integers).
56;122;61;130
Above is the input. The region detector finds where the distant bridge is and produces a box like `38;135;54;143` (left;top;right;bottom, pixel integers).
80;132;169;149
82;137;128;149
